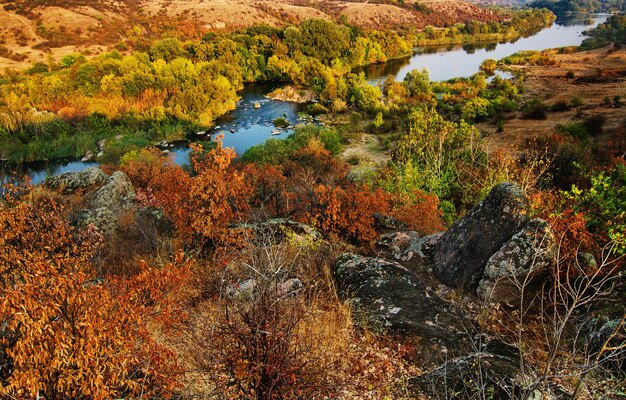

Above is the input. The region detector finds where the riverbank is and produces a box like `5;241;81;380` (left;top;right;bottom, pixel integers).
5;12;606;184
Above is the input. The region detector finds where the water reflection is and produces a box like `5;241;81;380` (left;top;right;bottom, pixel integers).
363;14;608;84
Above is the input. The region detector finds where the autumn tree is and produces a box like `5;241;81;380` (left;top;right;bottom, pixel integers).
185;140;252;249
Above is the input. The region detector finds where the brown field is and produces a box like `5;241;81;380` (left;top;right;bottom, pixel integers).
0;0;500;69
480;46;626;153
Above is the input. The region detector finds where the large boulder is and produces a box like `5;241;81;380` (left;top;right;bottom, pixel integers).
477;218;556;304
335;253;472;350
432;182;529;292
410;338;521;399
90;171;135;209
45;167;109;193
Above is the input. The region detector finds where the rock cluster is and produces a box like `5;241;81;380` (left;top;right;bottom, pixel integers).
46;168;136;235
432;182;531;292
334;182;559;395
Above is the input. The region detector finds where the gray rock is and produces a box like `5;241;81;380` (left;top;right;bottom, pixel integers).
477;218;556;304
236;218;322;242
227;277;303;300
578;252;597;270
278;278;303;297
81;151;94;162
335;253;472;349
410;338;521;399
45;167;109;193
227;278;257;300
432;182;529;292
90;171;135;209
587;317;626;372
401;232;444;265
73;207;118;236
373;213;408;231
377;231;420;257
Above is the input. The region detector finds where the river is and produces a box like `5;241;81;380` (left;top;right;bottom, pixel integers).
0;14;608;185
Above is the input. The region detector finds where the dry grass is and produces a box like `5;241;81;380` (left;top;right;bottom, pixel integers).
480;46;626;154
0;0;502;69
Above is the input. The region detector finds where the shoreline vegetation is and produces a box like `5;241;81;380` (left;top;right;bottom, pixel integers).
1;7;625;398
0;8;555;165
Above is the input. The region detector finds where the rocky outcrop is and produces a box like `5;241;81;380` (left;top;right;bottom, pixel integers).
432;182;530;292
236;218;322;243
90;171;135;209
46;167;137;235
335;253;472;350
45;167;109;193
410;338;521;399
477;218;556;304
266;86;316;103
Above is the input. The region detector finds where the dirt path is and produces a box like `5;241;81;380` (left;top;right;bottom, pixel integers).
341;133;391;167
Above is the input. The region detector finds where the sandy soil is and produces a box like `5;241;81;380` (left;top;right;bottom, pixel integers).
480;46;626;153
341;133;391;166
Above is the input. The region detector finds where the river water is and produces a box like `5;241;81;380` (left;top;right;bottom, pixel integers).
0;14;608;185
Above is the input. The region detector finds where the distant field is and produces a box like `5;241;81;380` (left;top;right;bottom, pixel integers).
0;0;499;69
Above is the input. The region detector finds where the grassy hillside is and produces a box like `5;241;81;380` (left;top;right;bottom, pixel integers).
0;0;501;69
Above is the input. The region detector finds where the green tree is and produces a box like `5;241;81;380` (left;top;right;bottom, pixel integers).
403;68;433;101
285;19;351;65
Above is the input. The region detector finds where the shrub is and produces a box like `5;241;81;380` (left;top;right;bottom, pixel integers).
571;95;583;107
521;98;547;120
549;100;571;112
272;116;289;128
307;103;329;116
582;114;606;136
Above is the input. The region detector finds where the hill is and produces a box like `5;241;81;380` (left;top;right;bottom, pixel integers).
0;0;499;69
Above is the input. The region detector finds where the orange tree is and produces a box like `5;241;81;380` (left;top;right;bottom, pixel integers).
117;140;253;252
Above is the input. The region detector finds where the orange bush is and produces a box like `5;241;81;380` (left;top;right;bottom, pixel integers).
530;190;596;266
242;163;290;218
391;190;446;236
0;187;191;399
118;141;252;251
186;141;252;250
300;184;391;244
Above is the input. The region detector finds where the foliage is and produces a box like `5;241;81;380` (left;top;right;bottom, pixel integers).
391;190;446;235
302;184;391;244
0;186;190;398
0;19;412;164
385;106;478;206
522;97;548;120
531;0;626;20
565;163;626;254
240;125;341;164
272;116;289;128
